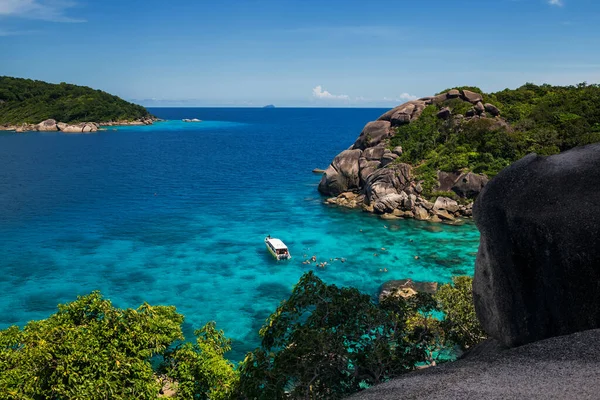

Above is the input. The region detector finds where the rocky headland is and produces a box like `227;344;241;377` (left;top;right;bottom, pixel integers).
0;76;156;132
318;89;495;223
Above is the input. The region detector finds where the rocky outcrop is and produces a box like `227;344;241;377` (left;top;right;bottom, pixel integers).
99;118;155;126
484;103;500;116
364;163;412;205
326;192;365;208
319;89;501;222
352;121;392;150
36;119;58;131
3;118;155;133
318;149;362;196
58;122;99;133
377;100;428;127
451;172;489;198
462;89;483;103
473;143;600;347
379;279;438;302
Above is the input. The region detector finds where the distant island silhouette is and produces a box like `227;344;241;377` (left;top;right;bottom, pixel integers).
263;104;275;108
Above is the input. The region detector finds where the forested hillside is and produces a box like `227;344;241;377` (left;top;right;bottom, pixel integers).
391;83;600;193
0;76;153;125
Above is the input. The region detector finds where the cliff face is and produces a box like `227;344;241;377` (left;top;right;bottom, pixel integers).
318;89;498;222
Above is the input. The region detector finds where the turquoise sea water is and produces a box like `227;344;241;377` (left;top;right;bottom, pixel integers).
0;108;480;360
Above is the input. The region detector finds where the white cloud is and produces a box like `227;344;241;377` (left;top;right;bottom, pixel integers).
312;85;350;100
0;0;85;22
383;93;418;103
312;86;418;105
548;0;563;6
398;92;418;101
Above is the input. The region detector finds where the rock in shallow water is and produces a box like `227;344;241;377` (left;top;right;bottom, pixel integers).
318;149;362;196
379;279;438;302
473;144;600;347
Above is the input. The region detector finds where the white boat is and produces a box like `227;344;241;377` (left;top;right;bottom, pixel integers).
182;118;202;122
265;236;291;260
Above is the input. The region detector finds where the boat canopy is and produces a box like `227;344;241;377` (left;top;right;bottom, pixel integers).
267;238;288;250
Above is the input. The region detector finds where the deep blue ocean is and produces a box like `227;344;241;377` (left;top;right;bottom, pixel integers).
0;108;480;360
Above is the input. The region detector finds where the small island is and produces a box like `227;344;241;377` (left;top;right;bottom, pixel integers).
0;76;157;133
263;104;275;108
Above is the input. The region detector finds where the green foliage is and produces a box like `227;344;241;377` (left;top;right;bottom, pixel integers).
0;291;184;399
236;272;442;400
0;76;153;124
389;83;600;196
435;276;487;350
0;277;488;400
160;322;238;400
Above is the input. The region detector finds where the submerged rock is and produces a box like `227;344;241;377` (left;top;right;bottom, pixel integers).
473;144;600;347
379;279;438;302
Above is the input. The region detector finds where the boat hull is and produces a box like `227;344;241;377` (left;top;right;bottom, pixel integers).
265;239;291;260
266;243;279;259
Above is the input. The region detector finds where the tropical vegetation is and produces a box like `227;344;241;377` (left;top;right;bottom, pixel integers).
0;76;153;125
0;274;483;399
390;83;600;195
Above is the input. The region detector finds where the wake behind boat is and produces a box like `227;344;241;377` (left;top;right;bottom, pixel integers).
265;236;291;260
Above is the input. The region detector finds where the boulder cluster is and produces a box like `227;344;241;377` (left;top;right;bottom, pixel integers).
318;89;496;222
3;118;155;133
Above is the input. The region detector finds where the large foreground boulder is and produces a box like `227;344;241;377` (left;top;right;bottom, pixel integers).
473;144;600;347
346;329;600;400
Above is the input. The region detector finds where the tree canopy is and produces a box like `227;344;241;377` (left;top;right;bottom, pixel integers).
236;272;482;400
0;274;483;399
390;82;600;195
0;76;153;125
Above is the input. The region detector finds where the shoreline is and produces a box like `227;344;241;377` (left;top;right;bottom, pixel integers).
0;117;160;133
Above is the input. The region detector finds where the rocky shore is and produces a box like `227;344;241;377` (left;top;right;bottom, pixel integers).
318;89;498;223
0;117;157;133
348;143;600;400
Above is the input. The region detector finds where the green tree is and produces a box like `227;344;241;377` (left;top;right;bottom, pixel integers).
435;276;487;350
0;292;183;399
160;321;239;400
387;83;600;197
236;272;442;400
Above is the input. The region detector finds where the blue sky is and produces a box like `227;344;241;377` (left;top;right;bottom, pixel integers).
0;0;599;107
